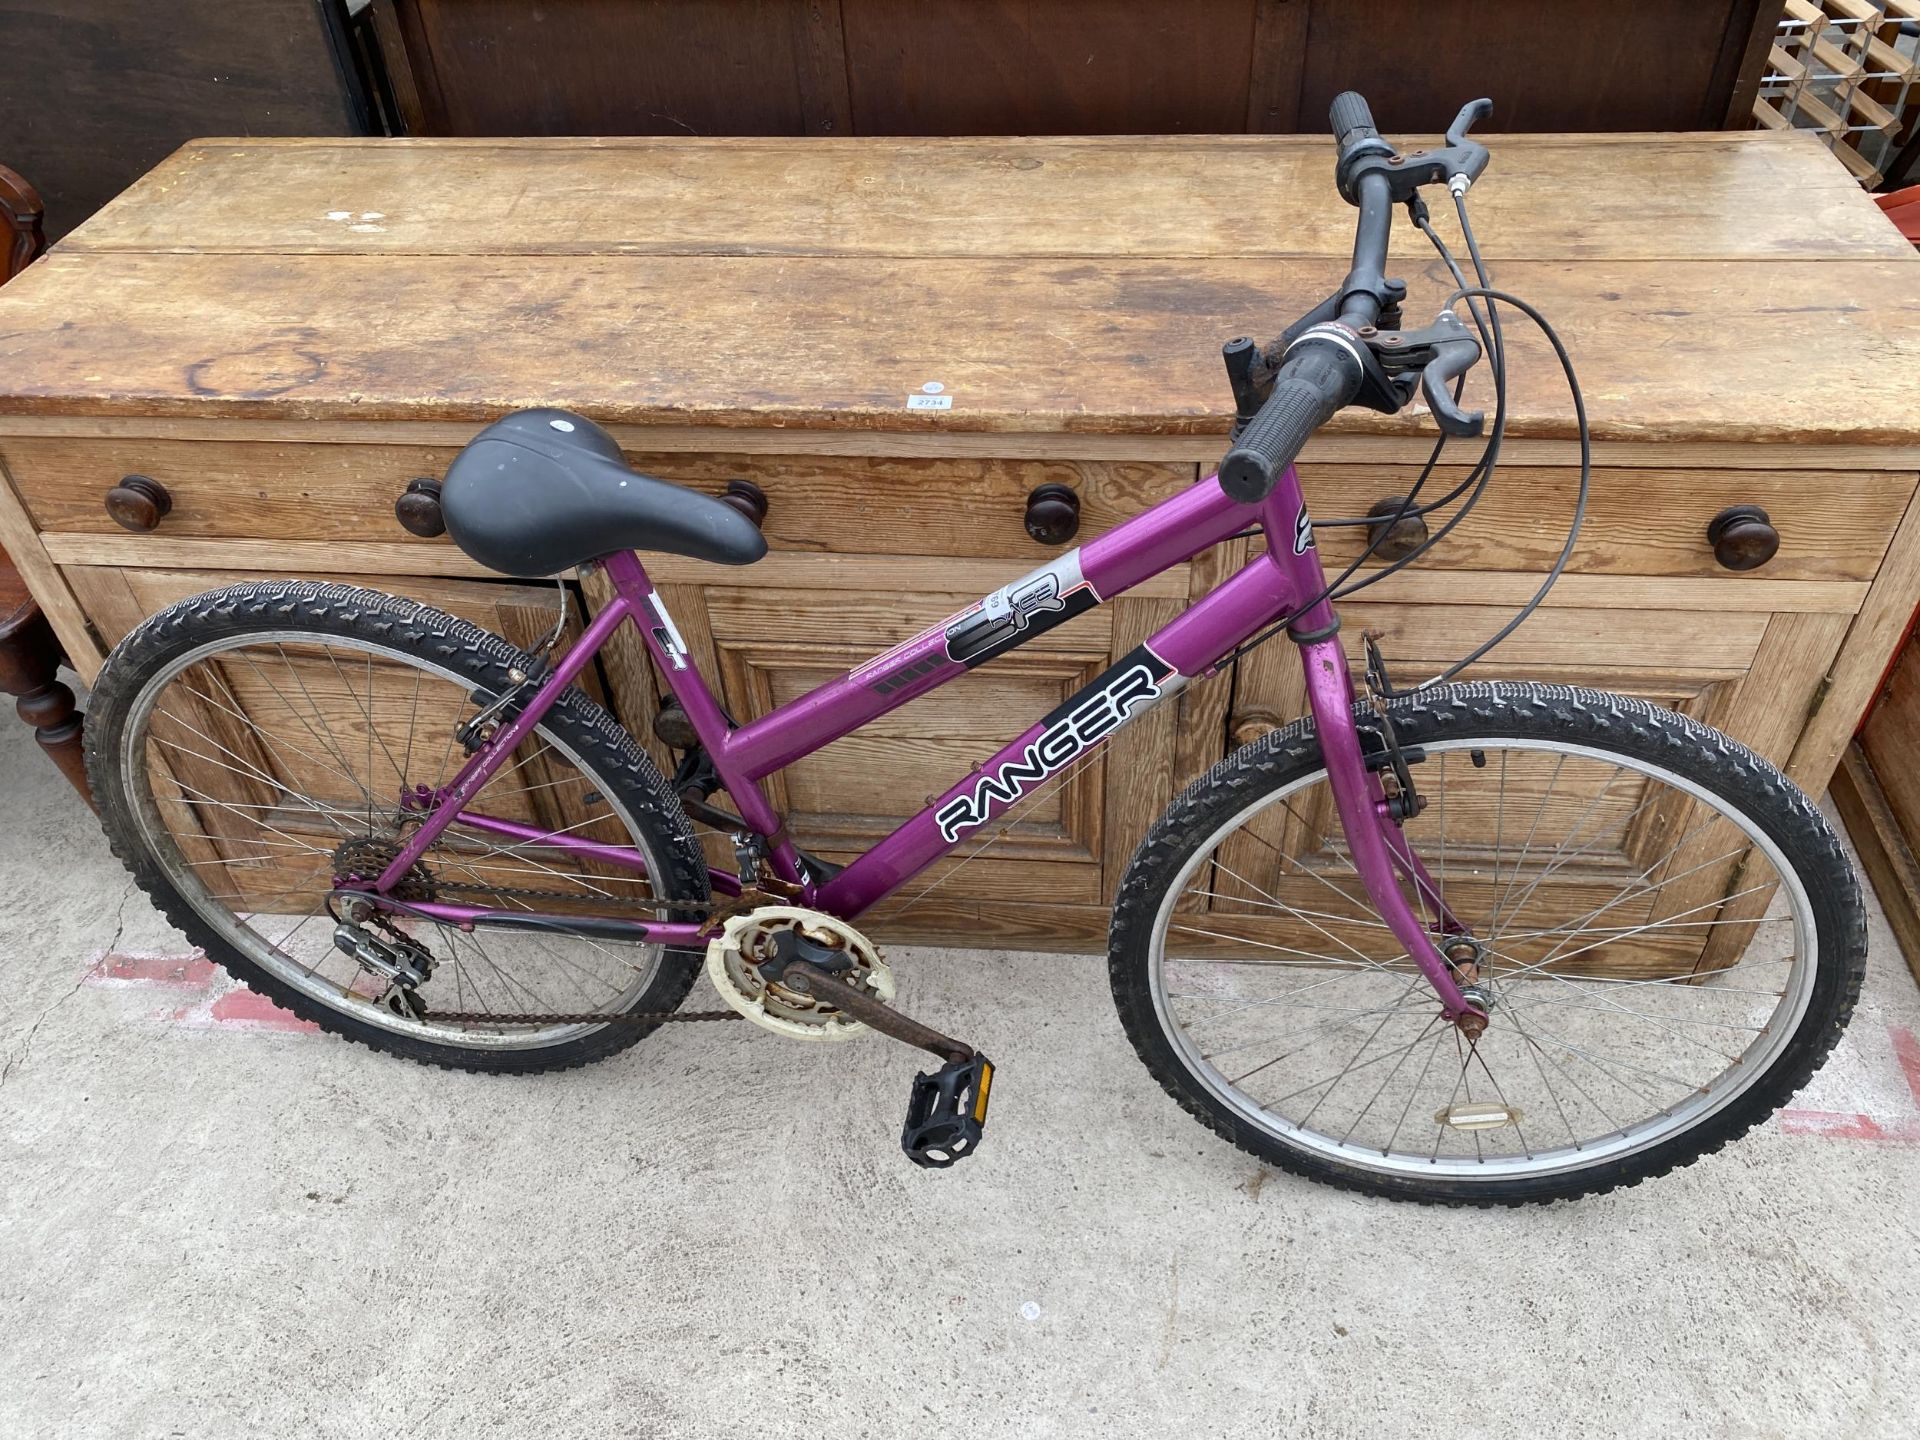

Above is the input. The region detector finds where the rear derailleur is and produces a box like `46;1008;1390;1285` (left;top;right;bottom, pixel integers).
330;893;435;1022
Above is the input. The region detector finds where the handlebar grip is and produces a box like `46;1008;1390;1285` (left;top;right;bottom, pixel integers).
1218;342;1359;504
1329;91;1380;152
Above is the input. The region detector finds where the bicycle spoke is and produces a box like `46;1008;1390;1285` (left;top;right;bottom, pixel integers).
1210;857;1383;971
1493;881;1775;978
1147;728;1827;1182
1489;764;1649;942
1167;921;1406;972
1294;992;1424;1129
126;630;674;1049
1185;890;1391;930
1486;751;1565;934
1209;985;1423;1069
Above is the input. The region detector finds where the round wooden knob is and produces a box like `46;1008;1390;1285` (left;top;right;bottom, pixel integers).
1024;483;1080;545
650;702;699;751
104;474;171;532
394;478;446;537
1231;710;1282;745
1706;505;1779;571
717;479;768;528
1366;495;1429;560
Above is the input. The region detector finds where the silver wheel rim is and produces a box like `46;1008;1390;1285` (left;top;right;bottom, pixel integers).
119;628;676;1051
1147;737;1820;1182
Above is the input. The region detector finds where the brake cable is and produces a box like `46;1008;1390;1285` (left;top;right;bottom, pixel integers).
1214;185;1589;692
1356;190;1590;689
1397;283;1589;688
1213;196;1504;667
1311;192;1513;598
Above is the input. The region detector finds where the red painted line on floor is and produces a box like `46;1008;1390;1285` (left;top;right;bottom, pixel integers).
81;949;326;1036
1777;1024;1920;1145
1890;1025;1920;1108
205;987;320;1033
86;950;216;989
1777;1109;1920;1143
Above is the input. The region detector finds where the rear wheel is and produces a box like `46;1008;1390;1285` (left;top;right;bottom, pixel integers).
1109;682;1864;1205
86;581;711;1074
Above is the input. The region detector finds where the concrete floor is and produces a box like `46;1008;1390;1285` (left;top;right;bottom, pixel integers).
3;716;1918;1440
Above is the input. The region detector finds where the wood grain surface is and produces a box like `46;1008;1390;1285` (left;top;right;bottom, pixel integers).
1;251;1916;444
62;133;1906;262
2;132;1916;446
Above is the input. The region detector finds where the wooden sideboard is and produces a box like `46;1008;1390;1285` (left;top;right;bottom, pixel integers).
0;131;1917;952
365;0;1778;138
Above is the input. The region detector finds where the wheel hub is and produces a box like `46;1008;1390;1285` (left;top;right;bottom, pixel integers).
1443;935;1493;1038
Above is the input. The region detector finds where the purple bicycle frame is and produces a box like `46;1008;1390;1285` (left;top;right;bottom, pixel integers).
373;467;1477;1020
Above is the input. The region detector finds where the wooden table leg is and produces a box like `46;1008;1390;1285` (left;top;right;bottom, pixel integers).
0;593;95;811
0;167;86;805
0;163;47;283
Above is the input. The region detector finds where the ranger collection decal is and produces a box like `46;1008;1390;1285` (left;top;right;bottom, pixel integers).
943;552;1099;668
934;645;1181;843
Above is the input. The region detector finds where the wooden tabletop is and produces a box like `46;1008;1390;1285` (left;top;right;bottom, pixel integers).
0;131;1915;445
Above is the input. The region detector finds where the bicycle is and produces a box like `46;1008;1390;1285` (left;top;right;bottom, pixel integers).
83;93;1864;1205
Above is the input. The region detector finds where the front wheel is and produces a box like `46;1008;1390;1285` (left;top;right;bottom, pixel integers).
1109;682;1864;1206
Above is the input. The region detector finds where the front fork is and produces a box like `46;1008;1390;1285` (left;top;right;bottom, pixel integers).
1296;635;1486;1032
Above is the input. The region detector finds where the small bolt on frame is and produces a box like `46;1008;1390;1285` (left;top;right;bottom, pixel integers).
88;92;1865;1201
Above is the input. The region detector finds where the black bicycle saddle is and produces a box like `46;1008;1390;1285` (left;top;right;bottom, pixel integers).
440;408;767;577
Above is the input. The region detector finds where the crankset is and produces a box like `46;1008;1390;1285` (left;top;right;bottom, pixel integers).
782;958;994;1170
333;877;997;1165
706;905;994;1167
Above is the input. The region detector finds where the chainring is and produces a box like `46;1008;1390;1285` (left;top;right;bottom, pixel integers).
706;906;895;1041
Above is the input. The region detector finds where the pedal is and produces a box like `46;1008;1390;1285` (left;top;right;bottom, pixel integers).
901;1052;994;1169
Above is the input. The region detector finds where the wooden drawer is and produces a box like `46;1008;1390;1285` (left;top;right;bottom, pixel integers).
1;435;1193;564
3;437;465;548
1304;464;1914;582
623;452;1195;560
10;432;1901;585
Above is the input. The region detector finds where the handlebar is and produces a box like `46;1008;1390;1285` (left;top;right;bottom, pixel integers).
1217;90;1492;503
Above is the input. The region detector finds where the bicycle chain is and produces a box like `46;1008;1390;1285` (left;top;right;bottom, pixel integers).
395;879;751;1026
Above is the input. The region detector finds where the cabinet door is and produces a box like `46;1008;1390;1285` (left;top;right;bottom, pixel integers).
586;551;1238;945
64;565;619;914
1220;591;1851;978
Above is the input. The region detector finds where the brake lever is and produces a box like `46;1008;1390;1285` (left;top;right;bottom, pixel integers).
1447;98;1493;148
1339;97;1494;205
1363;309;1483;437
1417;312;1485;438
1443;98;1493;194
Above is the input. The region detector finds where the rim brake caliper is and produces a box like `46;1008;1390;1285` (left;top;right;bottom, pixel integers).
1360;631;1426;823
